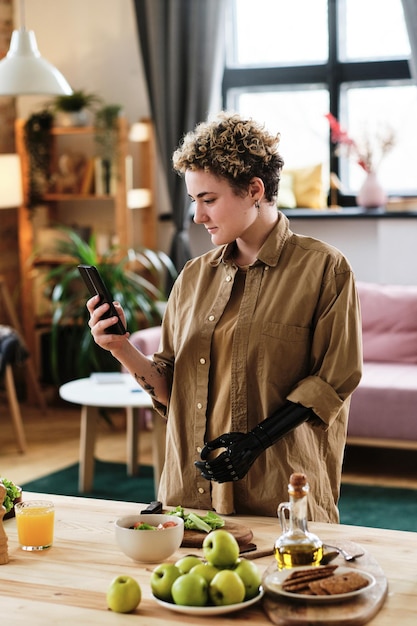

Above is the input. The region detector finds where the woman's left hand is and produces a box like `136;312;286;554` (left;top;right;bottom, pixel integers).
195;431;263;482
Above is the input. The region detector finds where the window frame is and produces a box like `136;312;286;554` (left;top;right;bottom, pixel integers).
222;0;411;205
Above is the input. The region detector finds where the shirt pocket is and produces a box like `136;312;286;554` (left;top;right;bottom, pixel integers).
257;322;311;390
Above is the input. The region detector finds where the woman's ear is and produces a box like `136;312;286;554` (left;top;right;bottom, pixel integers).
249;177;265;200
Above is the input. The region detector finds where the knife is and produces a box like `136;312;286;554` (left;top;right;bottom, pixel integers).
140;500;163;514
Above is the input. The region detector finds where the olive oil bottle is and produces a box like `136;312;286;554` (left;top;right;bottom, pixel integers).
274;473;323;569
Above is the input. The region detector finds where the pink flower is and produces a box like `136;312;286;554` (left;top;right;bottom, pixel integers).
325;113;395;174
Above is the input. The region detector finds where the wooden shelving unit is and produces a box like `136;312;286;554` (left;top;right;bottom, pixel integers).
14;117;156;396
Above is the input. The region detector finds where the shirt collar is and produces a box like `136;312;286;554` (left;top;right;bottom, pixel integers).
209;211;290;268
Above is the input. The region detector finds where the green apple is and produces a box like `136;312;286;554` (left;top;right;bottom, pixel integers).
233;557;262;600
150;563;181;602
175;554;203;574
190;562;220;584
209;569;246;606
106;575;141;613
202;529;240;568
171;572;209;606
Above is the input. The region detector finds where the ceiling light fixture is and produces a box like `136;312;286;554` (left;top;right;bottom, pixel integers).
0;0;73;96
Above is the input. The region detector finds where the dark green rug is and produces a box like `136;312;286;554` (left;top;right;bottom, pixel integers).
338;483;417;532
21;461;417;532
21;460;155;504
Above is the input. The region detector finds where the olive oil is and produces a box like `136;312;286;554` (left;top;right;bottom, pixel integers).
275;542;323;569
275;473;323;570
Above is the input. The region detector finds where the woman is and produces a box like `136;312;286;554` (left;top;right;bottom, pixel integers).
87;112;362;521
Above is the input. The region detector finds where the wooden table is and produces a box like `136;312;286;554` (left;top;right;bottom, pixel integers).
59;373;166;492
1;492;416;624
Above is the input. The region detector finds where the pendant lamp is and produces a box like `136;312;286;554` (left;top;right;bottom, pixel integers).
0;0;72;96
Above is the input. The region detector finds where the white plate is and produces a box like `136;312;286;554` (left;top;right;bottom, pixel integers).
263;565;376;604
152;588;264;616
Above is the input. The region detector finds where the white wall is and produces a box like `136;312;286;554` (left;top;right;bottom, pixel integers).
285;215;417;285
16;0;149;124
14;0;175;251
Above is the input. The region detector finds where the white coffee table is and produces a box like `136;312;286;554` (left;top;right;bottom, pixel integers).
59;373;166;493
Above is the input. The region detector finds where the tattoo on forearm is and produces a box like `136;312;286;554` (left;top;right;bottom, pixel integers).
134;373;156;397
134;361;166;399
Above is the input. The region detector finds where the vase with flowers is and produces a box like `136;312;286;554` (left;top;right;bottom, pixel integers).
325;113;395;209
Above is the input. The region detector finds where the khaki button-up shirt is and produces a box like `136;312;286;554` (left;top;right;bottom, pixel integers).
153;213;362;522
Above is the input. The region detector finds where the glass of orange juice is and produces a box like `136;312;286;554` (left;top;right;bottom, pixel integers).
15;500;55;551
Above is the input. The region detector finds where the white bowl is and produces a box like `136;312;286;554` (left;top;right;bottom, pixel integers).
115;514;184;563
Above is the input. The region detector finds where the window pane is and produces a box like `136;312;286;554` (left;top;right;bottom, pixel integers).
339;0;410;61
229;0;328;67
228;87;330;172
340;82;417;194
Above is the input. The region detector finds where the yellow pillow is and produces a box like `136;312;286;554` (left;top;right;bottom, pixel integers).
279;163;326;209
277;172;297;208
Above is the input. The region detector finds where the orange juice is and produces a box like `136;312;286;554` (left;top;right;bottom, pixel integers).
15;501;55;550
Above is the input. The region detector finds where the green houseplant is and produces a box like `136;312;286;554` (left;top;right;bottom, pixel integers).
49;89;102;127
44;228;177;384
94;104;123;194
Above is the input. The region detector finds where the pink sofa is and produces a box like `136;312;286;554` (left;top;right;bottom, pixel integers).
347;281;417;448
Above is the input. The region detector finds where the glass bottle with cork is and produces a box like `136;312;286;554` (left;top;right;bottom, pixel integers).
274;472;323;569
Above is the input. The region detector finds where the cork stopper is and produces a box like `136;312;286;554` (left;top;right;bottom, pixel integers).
288;473;309;498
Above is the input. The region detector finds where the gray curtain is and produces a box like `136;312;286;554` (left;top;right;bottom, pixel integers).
402;0;417;81
133;0;226;274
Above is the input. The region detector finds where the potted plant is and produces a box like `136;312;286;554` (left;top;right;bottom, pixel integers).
24;109;54;207
43;228;177;384
1;477;22;520
49;89;102;127
94;104;123;193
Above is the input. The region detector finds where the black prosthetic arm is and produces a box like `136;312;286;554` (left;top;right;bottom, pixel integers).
195;401;313;483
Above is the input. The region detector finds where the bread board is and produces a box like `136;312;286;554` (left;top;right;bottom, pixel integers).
181;519;253;548
263;542;388;625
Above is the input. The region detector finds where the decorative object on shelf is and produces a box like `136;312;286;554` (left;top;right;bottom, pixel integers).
50;151;87;194
0;0;72;96
356;171;387;210
43;228;177;384
325;113;395;208
94;104;123;194
49;90;102;127
23;110;54;207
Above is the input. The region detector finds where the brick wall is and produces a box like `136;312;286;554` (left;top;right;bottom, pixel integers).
0;0;20;325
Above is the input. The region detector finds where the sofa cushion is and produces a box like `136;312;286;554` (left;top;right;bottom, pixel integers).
348;362;417;441
357;281;417;364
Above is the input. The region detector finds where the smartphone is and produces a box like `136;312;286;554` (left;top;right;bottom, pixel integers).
78;264;126;335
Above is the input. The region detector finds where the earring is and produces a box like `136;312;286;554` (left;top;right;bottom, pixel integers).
255;200;260;216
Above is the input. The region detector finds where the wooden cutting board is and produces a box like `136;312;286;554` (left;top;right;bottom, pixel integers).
181;519;253;548
262;542;388;625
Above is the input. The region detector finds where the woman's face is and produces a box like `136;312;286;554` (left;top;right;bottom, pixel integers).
186;169;256;246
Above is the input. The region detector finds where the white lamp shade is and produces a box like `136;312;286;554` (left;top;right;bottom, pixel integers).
0;29;72;96
0;154;23;208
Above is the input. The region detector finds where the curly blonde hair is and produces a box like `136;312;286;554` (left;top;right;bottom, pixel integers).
172;112;284;202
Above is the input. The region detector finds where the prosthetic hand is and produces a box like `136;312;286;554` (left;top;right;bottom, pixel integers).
195;401;313;483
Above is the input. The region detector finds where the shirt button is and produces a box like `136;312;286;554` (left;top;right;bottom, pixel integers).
197;402;203;409
226;276;232;282
208;315;215;321
197;446;202;453
199;357;206;365
265;266;269;271
198;487;205;494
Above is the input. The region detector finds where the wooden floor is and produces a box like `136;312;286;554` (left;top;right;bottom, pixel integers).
1;394;417;490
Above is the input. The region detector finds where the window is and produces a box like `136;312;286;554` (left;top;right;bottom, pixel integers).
223;0;416;203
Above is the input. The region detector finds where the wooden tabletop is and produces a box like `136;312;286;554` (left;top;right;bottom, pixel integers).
1;492;416;624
